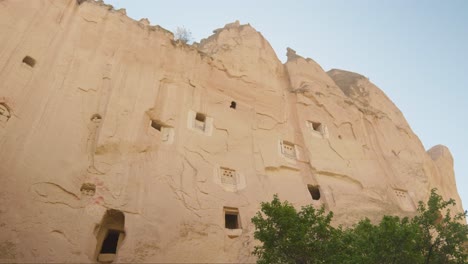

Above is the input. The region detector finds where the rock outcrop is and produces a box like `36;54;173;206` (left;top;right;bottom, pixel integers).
0;0;464;263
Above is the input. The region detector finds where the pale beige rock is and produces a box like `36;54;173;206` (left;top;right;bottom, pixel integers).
0;0;464;263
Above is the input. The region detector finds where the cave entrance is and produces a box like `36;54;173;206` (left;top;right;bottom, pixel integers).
308;185;321;200
100;230;121;254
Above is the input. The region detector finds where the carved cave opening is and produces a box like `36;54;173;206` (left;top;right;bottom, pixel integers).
311;122;322;131
230;101;237;109
308;185;321;200
150;120;163;131
149;119;173;142
22;56;36;67
307;120;323;134
95;209;125;263
91;114;102;122
100;230;120;254
224;208;240;229
194;112;206;131
195;112;206;122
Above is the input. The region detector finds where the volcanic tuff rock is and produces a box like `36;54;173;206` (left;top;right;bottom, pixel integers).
0;0;464;263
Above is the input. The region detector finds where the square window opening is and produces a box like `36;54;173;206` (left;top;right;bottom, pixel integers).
224;208;240;229
193;112;207;131
195;112;206;122
308;185;321;200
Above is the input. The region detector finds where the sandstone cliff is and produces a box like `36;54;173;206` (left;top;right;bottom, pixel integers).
0;0;464;263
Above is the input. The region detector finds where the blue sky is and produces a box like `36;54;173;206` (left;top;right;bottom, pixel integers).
105;0;467;209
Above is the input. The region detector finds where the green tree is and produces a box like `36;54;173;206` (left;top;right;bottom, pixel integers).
341;216;423;264
251;190;467;264
251;194;342;264
413;189;468;263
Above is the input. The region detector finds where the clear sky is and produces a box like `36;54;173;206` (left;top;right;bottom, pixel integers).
106;0;467;210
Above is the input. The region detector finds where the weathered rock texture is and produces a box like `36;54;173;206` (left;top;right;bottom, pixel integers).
0;0;464;263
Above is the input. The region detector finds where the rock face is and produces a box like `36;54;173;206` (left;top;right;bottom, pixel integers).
0;0;464;263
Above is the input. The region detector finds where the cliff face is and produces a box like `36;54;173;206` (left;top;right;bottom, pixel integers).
0;0;464;263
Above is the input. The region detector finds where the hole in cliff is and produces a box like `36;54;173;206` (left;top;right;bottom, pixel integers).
149;120;173;142
77;0;87;5
151;120;162;131
96;209;125;263
100;230;120;254
307;120;325;135
0;103;11;122
230;101;237;109
91;114;102;122
338;135;342;139
311;121;322;131
224;207;240;229
193;112;207;131
22;56;36;67
195;112;206;122
308;185;321;200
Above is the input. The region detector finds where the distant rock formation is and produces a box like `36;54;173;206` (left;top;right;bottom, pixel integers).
0;0;464;263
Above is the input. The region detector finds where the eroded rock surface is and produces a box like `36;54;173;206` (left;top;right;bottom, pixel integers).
0;0;464;263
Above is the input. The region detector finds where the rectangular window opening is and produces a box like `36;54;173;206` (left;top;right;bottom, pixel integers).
224;208;240;229
100;230;121;254
308;185;321;200
193;112;206;131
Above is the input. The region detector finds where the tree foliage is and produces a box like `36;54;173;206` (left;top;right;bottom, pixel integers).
252;189;467;264
174;26;192;44
413;189;468;263
251;195;340;263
